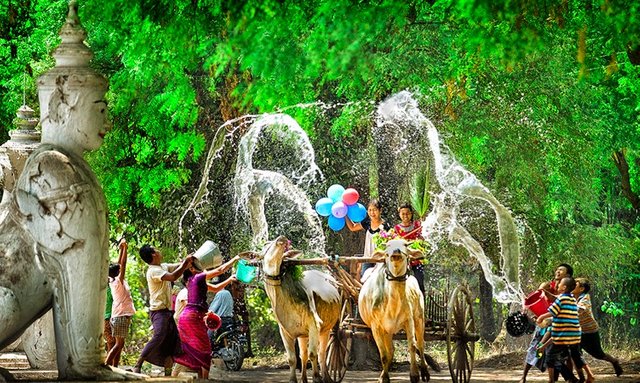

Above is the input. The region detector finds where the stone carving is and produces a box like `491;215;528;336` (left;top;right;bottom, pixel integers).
0;105;57;371
0;105;41;216
0;2;140;381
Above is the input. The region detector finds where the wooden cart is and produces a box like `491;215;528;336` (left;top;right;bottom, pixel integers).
285;256;479;383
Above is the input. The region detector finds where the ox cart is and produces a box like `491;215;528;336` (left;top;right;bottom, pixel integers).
284;255;479;383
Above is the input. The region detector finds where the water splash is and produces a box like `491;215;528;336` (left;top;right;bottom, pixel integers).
179;100;378;255
233;114;326;254
178;114;263;249
377;91;524;304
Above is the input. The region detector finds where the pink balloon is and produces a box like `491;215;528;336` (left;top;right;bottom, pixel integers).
331;201;348;218
342;188;359;205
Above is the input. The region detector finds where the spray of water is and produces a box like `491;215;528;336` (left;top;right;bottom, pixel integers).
178;114;263;248
376;91;524;304
180;93;526;303
233;114;326;254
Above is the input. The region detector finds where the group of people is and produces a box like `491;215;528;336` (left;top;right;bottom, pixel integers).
345;199;624;383
103;239;240;379
101;200;623;382
520;264;623;383
133;244;240;379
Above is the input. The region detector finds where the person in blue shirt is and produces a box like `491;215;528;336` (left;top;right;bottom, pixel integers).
207;274;236;347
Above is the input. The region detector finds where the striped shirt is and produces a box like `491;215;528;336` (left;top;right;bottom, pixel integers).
576;293;599;333
548;293;581;345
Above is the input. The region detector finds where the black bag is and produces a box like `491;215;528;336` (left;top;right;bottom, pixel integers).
506;311;535;337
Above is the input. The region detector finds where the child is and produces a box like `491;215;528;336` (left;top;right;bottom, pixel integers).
345;199;388;280
394;202;425;293
104;284;115;353
535;318;553;357
573;278;623;376
519;316;551;383
537;276;595;383
106;238;136;367
539;263;574;302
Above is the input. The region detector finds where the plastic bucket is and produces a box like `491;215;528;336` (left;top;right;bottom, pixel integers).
193;240;222;270
235;259;256;284
524;290;550;317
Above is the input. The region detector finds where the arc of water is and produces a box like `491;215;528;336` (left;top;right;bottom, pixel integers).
247;169;326;254
377;91;524;304
233;114;325;253
178;114;262;250
234;114;320;213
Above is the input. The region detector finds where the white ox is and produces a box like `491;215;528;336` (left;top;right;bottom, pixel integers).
257;236;341;383
358;239;429;383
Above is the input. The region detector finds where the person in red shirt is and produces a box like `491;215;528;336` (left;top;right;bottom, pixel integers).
520;263;577;383
394;202;424;294
539;263;573;301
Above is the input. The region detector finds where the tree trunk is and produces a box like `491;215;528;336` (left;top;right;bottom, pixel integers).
627;44;640;66
612;149;640;212
478;270;499;342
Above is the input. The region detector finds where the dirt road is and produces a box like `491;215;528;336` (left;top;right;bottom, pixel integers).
208;365;639;383
3;352;639;382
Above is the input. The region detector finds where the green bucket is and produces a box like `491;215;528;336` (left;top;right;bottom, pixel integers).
235;259;257;284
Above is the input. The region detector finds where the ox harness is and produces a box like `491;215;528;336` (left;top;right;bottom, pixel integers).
263;272;282;286
384;265;410;282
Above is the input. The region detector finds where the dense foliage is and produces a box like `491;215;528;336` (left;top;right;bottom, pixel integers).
1;0;639;354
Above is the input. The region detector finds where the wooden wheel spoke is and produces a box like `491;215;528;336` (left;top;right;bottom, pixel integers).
450;339;459;356
447;286;475;383
327;298;351;383
465;315;474;332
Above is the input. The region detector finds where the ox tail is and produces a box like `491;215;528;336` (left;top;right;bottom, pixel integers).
308;291;324;328
415;349;441;372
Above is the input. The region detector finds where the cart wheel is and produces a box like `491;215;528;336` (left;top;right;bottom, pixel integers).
446;285;476;383
327;298;352;383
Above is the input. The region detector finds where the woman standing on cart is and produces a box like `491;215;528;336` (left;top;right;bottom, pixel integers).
394;202;425;294
345;198;389;281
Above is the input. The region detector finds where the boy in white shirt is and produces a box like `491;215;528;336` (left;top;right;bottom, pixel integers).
133;244;194;375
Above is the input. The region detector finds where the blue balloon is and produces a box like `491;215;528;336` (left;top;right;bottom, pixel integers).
347;203;367;223
328;215;346;231
327;184;345;202
315;197;334;217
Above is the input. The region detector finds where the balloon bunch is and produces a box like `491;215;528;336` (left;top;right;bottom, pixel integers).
315;184;367;231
